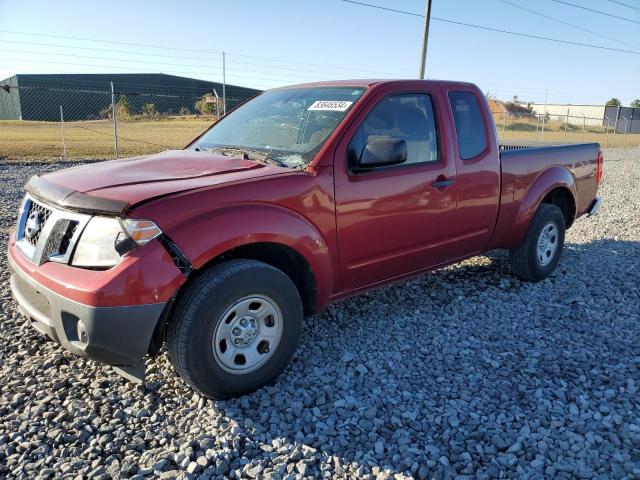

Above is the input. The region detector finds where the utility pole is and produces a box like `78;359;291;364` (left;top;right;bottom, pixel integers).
418;0;432;79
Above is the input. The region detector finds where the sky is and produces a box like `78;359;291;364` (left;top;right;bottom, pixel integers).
0;0;638;105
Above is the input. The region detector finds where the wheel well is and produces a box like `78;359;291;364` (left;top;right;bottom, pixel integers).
148;242;318;356
541;187;575;228
228;243;318;315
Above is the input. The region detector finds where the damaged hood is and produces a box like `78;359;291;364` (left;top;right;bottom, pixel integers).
27;150;289;214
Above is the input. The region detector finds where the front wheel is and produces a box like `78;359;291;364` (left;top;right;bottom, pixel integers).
166;259;303;399
509;203;566;281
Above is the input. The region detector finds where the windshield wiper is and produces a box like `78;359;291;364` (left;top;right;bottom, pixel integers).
194;144;302;169
208;146;297;168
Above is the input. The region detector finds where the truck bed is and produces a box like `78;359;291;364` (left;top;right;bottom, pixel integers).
489;142;601;249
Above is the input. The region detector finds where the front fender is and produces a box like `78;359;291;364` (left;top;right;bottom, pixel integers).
513;166;577;244
165;204;334;308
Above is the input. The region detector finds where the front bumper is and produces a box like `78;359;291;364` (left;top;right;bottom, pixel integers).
8;251;166;368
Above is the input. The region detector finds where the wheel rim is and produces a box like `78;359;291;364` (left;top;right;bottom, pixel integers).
536;222;559;267
212;294;284;374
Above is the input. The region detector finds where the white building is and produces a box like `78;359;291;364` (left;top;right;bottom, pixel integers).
526;104;606;126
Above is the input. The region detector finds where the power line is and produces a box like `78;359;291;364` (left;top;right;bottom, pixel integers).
339;0;640;55
0;56;309;86
0;39;401;78
604;0;640;12
551;0;640;24
340;0;423;17
0;48;347;83
0;29;222;54
498;0;640;51
0;39;222;63
0;30;400;77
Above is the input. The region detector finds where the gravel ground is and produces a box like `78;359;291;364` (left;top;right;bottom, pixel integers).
1;149;639;480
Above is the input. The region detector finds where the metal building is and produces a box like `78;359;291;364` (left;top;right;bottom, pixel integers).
0;73;262;121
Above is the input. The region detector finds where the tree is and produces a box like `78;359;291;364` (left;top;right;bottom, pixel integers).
195;94;222;116
631;99;640;108
100;95;131;119
142;103;158;118
606;98;621;107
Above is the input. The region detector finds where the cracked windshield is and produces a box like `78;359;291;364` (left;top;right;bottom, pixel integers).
193;86;366;167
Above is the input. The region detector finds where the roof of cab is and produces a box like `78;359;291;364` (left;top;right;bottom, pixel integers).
272;79;479;90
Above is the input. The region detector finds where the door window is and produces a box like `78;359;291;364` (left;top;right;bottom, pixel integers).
348;93;439;169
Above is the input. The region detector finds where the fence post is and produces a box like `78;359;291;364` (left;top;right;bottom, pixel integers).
222;52;226;116
110;82;119;159
59;105;67;160
541;90;547;140
535;113;540;139
624;118;628;148
502;113;506;141
582;116;586;139
564;108;569;144
213;89;220;118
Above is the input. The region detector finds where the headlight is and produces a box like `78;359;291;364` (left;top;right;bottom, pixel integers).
71;216;162;268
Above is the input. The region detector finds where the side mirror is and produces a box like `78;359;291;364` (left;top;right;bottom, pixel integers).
357;138;407;170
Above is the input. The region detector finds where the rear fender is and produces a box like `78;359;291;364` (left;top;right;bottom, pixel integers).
165;204;334;308
512;166;577;245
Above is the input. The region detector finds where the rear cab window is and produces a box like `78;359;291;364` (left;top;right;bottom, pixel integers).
448;91;488;160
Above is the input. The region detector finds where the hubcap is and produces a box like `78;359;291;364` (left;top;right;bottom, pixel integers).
212;294;283;374
536;222;559;267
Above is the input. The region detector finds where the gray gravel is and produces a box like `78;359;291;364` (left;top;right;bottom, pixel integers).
1;148;639;479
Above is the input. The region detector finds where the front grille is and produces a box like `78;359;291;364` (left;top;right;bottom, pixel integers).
16;194;90;265
24;201;53;246
59;222;78;254
41;219;80;264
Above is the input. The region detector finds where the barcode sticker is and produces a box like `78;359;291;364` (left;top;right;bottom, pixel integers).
308;100;353;112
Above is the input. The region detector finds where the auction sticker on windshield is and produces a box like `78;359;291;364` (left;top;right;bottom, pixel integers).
308;100;353;111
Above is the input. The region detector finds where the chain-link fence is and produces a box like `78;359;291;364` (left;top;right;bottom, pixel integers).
491;107;640;149
2;82;639;161
0;83;250;160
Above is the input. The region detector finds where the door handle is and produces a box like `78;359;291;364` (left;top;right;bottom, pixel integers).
431;177;455;189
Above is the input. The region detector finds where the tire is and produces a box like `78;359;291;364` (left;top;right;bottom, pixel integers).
509;203;566;282
166;259;303;399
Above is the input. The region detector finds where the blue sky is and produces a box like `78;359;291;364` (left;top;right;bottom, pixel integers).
0;0;638;105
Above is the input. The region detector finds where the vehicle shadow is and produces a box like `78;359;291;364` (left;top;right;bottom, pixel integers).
145;238;639;477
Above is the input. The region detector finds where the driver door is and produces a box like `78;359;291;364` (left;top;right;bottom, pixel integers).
334;87;459;291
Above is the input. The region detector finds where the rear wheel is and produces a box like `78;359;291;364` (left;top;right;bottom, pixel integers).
166;259;303;399
509;203;565;281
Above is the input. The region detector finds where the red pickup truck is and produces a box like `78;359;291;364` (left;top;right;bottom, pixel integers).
8;80;602;399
